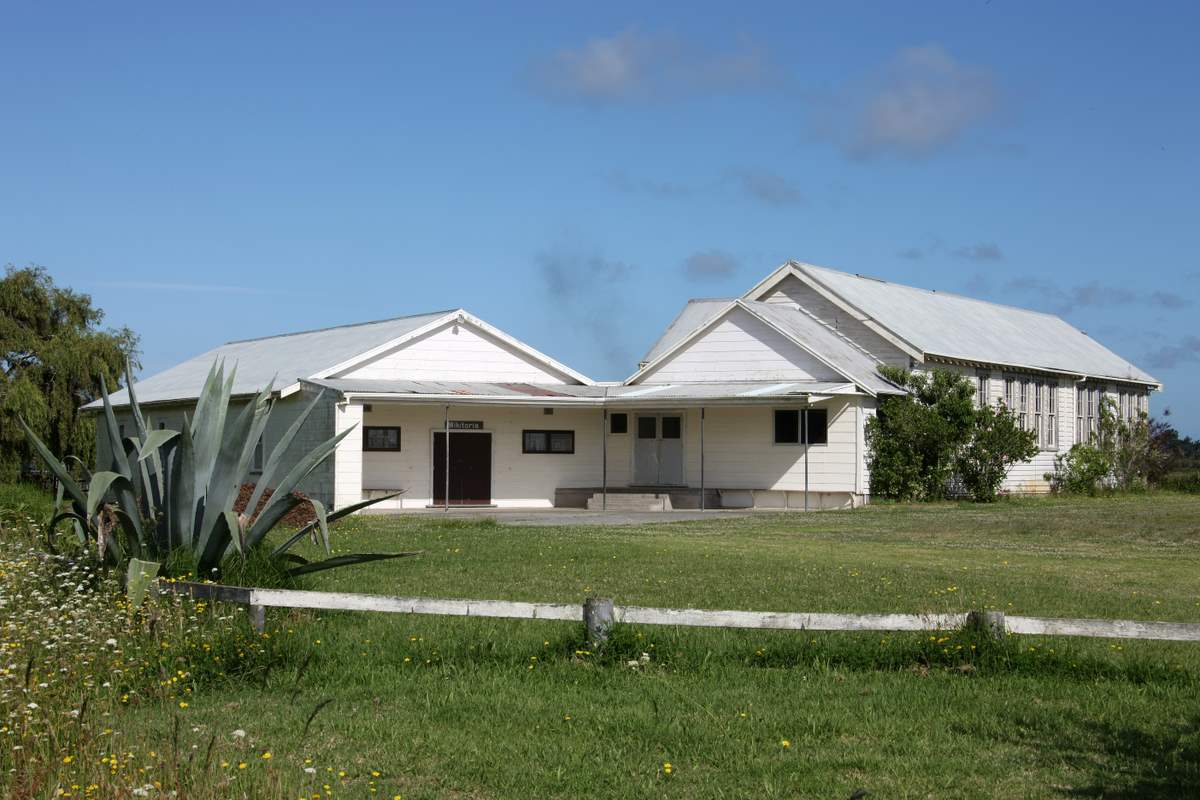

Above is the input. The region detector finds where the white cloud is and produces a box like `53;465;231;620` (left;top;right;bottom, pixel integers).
682;250;739;279
817;44;1001;159
531;30;779;104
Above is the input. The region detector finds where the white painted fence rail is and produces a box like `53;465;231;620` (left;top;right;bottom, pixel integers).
156;582;1200;643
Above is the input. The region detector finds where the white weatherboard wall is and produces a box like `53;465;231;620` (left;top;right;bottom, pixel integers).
358;403;607;508
687;399;860;495
333;402;364;510
336;320;572;384
640;307;845;384
759;274;911;369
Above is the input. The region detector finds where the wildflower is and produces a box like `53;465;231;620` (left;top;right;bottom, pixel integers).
178;701;188;709
232;729;246;738
780;739;791;748
238;762;247;770
663;761;673;775
262;752;273;760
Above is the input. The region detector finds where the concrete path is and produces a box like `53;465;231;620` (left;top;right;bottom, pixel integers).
363;507;755;527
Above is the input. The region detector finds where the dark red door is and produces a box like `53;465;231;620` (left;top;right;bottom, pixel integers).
433;432;492;505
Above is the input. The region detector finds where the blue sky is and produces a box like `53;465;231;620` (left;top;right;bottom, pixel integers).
3;2;1198;433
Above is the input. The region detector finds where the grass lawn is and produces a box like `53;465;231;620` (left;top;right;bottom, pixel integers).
7;491;1200;798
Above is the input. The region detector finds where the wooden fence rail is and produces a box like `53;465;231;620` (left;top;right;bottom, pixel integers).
155;581;1200;644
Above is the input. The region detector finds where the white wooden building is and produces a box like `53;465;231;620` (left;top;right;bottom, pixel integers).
88;261;1159;510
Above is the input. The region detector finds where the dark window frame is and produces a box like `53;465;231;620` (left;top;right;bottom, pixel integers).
363;426;402;452
609;412;628;434
522;429;576;454
773;408;829;446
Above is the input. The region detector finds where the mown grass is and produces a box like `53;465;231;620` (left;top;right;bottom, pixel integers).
3;489;1199;798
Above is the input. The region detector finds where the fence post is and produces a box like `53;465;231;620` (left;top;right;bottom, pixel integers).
249;604;266;634
583;597;615;648
966;610;1006;641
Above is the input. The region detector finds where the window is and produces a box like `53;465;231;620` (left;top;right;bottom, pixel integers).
661;416;681;439
1080;386;1089;448
1077;383;1103;443
363;426;401;451
252;436;264;472
609;413;628;434
976;372;991;408
1018;380;1029;431
774;409;828;445
637;416;657;439
522;430;575;454
774;410;799;444
1033;380;1043;443
118;424;126;438
805;409;829;445
1004;377;1016;410
1046;383;1057;449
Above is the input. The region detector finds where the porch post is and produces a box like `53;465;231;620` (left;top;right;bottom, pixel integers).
601;409;608;511
443;404;450;512
699;407;706;511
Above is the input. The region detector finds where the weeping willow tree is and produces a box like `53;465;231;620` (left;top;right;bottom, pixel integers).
0;265;139;482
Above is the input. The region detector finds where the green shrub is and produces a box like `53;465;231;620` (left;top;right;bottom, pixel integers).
867;368;1035;502
1047;399;1167;494
1047;443;1113;495
955;404;1039;502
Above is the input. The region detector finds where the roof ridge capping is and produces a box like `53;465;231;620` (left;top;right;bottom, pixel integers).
225;309;458;345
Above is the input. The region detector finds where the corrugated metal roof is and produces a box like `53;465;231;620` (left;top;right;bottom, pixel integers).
84;311;455;408
305;378;863;404
640;299;729;363
305;378;607;399
744;301;902;395
795;263;1159;385
607;381;860;402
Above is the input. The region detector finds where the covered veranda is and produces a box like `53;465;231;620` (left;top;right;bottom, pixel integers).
304;378;871;512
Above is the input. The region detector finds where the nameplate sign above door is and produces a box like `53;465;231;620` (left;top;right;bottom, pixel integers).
448;421;484;430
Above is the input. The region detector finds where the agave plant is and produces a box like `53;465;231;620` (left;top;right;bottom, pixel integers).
20;360;412;581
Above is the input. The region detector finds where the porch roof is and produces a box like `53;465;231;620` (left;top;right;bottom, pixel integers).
304;378;862;406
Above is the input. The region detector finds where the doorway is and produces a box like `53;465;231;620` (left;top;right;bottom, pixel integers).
633;414;684;485
432;431;492;505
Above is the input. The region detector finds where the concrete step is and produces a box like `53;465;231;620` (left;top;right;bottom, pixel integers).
586;493;674;511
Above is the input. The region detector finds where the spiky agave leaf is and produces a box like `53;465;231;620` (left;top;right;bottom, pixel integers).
244;426;354;549
243;386;324;519
269;492;403;558
98;375;145;548
189;361;233;507
18;418;86;515
284;552;419;578
169;415;196;549
194;389;263;563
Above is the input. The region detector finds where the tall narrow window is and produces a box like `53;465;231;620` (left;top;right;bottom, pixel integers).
1086;386;1098;442
976;372;990;408
1033;380;1044;445
1018;380;1029;431
1076;385;1084;444
252;436;265;472
1046;383;1057;449
1005;377;1016;410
